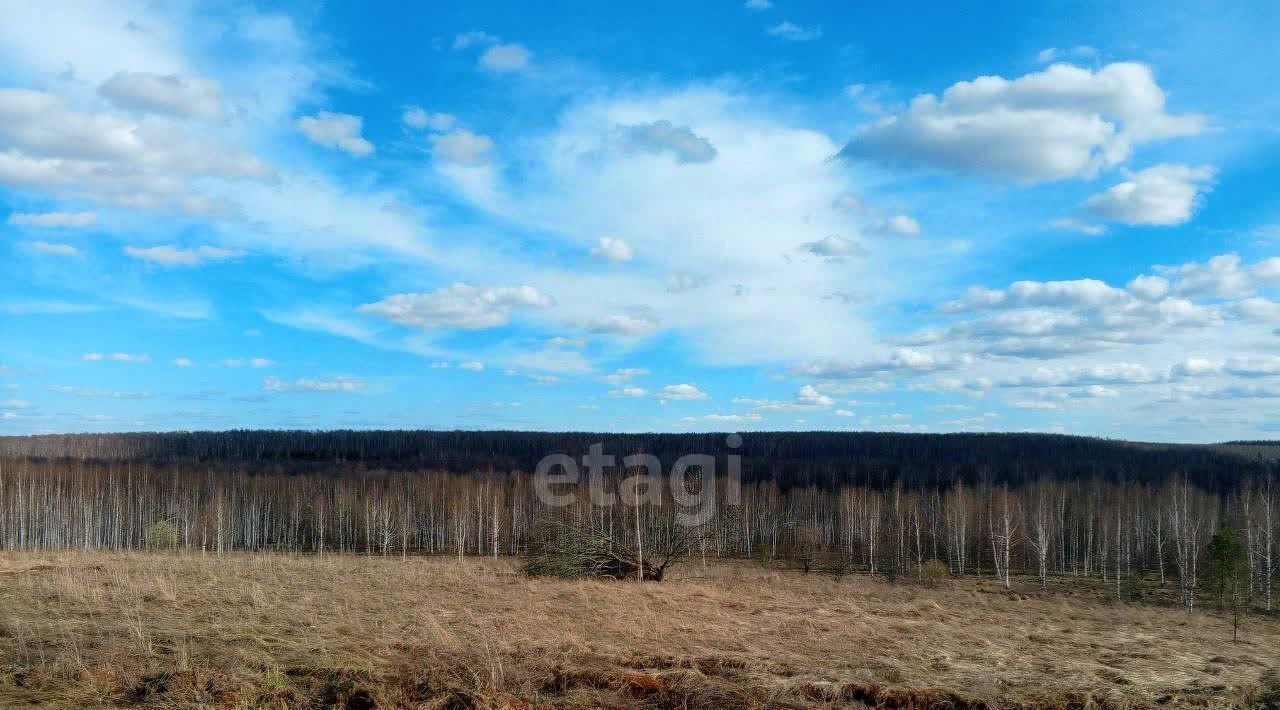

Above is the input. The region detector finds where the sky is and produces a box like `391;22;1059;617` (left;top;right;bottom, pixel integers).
1;0;1278;441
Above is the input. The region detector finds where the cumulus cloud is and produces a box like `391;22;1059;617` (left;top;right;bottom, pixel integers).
795;348;969;380
452;31;499;50
0;87;273;211
656;383;708;401
50;385;150;399
402;106;454;131
590;236;634;262
479;43;531;72
800;234;865;258
609;386;648;397
1051;218;1106;235
1036;46;1098;63
1157;253;1280;298
601;367;649;384
1081;164;1215;225
295;111;374;157
430;130;494;166
883;215;921;236
585;314;659;336
99;71;224;120
734;384;836;410
685;412;764;423
843;63;1204;182
123;244;243;266
623;120;717;163
359;283;553;330
109;352;150;363
8;210;96;227
173;357;193;366
26;241;79;256
459;361;485;371
766;22;821;41
262;375;364;392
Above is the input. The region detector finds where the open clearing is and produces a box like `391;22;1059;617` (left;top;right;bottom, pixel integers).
1;552;1277;708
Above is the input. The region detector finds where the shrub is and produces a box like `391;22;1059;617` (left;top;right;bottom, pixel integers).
523;519;696;582
144;520;179;550
817;554;853;582
921;559;949;588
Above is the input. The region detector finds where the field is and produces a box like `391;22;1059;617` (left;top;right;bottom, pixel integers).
2;552;1278;709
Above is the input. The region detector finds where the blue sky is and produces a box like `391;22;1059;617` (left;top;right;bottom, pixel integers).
2;0;1279;441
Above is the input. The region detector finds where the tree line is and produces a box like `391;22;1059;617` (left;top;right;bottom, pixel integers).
1;430;1276;491
1;456;1274;611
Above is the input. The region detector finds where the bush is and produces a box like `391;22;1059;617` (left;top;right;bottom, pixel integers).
921;559;949;588
523;519;695;582
817;555;853;582
144;520;179;550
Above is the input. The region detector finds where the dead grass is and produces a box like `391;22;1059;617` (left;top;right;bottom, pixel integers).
0;551;1276;708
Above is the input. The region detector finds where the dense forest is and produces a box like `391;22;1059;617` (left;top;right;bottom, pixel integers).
0;430;1276;610
1;430;1276;489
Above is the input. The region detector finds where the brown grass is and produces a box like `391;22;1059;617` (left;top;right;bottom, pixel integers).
1;552;1276;708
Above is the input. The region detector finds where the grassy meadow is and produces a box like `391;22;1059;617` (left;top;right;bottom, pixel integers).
2;551;1278;708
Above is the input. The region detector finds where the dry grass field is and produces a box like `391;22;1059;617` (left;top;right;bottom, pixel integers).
1;552;1278;709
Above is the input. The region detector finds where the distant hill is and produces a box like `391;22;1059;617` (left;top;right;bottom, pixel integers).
1;430;1274;491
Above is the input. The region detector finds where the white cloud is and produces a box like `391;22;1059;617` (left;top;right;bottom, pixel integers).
173;357;193;366
844;63;1204;182
1081;164;1215;225
1126;274;1170;301
250;357;274;367
459;361;485;371
590;236;634;262
796;348;969;379
601;367;649;384
262;375;364;392
295;111;374;157
26;241;79;256
397;86;902;364
767;22;821;41
82;353;103;361
686;412;764;423
1036;46;1098;63
99;71;224;120
123;244;243;266
1158;253;1280;298
8;210;97;227
743;0;773;10
656;383;708;401
735;384;836;410
0;87;273;211
609;386;648;397
360;284;554;330
479;43;531;72
109;352;150;363
430;130;494;166
585;314;659;336
453;31;499;50
884;215;921;236
1051;217;1106;235
623;120;717;163
402;106;454;131
50;385;150;399
801;234;865;258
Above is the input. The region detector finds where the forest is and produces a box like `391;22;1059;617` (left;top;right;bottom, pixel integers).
0;430;1276;612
